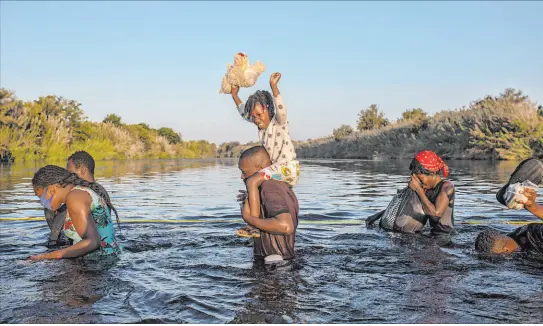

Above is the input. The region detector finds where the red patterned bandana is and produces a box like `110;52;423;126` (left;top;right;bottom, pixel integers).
414;150;449;178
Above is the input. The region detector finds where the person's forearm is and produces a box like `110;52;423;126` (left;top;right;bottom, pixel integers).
270;84;280;97
242;214;292;235
232;93;242;107
247;174;266;218
526;203;543;220
416;188;439;216
49;238;99;259
247;186;261;219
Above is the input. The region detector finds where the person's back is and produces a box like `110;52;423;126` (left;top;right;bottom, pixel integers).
63;185;121;257
254;180;299;261
43;150;116;246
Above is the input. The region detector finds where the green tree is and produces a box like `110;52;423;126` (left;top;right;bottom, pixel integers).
357;104;389;131
332;125;354;141
138;123;151;130
103;113;122;126
0;88;23;126
158;127;182;144
401;108;428;122
31;95;85;128
538;105;543;118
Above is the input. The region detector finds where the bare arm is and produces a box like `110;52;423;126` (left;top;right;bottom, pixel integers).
242;199;294;235
231;85;242;107
231;86;253;123
246;173;266;219
29;191;100;260
410;176;453;219
270;73;288;125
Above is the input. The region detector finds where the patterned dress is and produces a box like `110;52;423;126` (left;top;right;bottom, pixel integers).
237;94;300;187
64;186;122;257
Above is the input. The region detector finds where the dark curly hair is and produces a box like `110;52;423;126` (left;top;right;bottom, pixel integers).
409;158;433;175
243;90;275;123
68;150;95;176
475;230;506;253
33;165;120;228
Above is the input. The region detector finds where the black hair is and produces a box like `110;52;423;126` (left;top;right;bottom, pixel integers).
475;230;505;253
409;158;433;175
239;146;269;161
32;165;120;228
68;151;95;176
244;90;275;122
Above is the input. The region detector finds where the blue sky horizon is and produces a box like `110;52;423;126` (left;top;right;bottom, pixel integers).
2;1;542;144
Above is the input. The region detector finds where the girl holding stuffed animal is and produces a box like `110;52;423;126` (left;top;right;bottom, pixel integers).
230;72;300;238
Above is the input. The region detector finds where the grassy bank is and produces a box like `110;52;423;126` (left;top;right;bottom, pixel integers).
296;88;543;160
0;89;216;163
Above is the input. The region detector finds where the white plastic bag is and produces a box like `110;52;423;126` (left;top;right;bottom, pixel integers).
504;181;538;210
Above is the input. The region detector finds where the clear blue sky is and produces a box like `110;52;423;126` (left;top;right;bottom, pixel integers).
2;1;542;144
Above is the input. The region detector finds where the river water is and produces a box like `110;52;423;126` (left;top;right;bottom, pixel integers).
0;159;542;323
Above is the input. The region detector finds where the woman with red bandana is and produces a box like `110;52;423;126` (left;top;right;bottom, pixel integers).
408;150;455;233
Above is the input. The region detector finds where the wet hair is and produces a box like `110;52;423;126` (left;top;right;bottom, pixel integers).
475;230;505;253
409;158;433;175
68;151;95;176
239;146;269;162
32;165;120;228
244;90;275;122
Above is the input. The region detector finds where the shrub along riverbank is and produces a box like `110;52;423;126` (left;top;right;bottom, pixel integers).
0;89;216;163
296;88;543;161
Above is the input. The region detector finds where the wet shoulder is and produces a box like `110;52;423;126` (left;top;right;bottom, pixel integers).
69;186;103;207
261;179;288;194
66;187;92;205
441;180;455;195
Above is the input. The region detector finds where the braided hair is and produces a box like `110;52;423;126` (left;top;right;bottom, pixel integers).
32;165;120;228
243;90;275;123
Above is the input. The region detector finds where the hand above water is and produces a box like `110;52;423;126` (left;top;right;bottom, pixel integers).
521;187;543;218
28;251;60;260
521;188;537;208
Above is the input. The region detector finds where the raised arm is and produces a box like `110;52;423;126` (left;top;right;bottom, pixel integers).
270;73;288;125
231;86;252;123
231;85;243;107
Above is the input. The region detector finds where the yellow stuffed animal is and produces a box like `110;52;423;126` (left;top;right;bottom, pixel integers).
219;53;265;94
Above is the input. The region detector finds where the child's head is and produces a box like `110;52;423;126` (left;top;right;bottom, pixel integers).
67;150;95;180
475;230;519;254
238;146;272;182
245;90;275;130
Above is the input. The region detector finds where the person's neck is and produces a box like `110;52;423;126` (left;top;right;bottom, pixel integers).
81;174;95;183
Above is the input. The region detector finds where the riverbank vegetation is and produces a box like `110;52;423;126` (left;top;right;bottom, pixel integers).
0;88;216;162
296;88;543;160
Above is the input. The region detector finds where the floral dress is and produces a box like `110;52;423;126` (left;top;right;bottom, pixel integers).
64;186;122;257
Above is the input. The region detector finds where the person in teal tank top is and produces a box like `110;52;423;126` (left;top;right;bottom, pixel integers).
29;165;121;260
